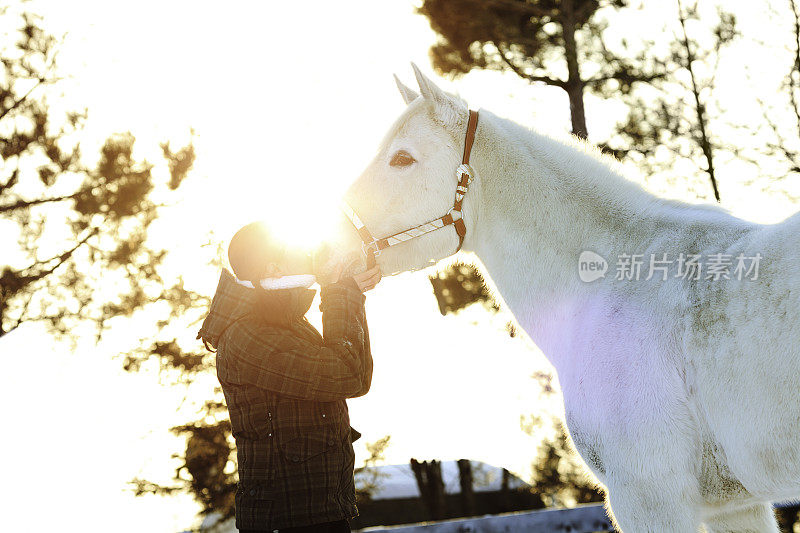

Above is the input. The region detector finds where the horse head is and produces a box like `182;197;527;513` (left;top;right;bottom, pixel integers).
331;64;481;277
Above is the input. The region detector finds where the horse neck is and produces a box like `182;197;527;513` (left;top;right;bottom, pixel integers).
468;111;667;350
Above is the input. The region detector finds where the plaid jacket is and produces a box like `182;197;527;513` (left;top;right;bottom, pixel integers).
198;269;372;530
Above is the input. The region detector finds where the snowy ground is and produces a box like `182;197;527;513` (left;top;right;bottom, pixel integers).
0;324;200;532
198;504;612;533
354;460;528;500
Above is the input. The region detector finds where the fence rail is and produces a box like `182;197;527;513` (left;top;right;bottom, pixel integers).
360;503;613;533
359;501;800;533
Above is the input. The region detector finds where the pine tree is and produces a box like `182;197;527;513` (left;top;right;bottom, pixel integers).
608;0;736;202
0;10;196;339
0;5;225;521
417;0;664;140
420;0;738;313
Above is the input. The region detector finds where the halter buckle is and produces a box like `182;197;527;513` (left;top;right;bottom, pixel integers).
456;164;474;184
341;110;478;261
362;240;381;258
445;206;462;221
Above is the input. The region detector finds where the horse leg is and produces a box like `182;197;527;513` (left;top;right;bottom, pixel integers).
702;503;779;533
605;480;701;533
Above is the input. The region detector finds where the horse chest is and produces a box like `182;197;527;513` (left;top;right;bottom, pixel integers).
564;408;607;479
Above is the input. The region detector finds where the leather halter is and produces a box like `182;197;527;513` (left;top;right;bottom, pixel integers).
342;109;479;269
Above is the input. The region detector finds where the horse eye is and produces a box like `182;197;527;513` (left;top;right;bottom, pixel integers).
389;150;416;168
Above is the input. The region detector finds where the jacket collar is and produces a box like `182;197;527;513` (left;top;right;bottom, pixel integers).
235;274;317;291
254;286;316;326
197;269;316;350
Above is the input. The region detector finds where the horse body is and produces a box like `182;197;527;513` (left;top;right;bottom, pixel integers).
476;108;800;528
336;66;800;531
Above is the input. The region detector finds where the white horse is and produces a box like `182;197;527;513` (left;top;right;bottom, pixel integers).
331;65;800;532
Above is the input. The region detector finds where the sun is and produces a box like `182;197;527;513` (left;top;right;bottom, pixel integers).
193;149;354;256
256;196;343;253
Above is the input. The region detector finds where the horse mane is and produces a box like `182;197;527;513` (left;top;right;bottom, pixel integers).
486;110;735;225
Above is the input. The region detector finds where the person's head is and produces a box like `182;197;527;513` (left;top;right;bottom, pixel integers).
228;221;313;283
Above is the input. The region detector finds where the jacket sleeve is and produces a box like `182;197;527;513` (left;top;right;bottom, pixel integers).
220;279;373;402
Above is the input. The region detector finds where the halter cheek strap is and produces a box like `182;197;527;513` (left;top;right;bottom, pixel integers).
452;109;479;250
342;109;479;269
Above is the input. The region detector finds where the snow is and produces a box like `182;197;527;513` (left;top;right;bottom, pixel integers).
356;460;529;500
200;505;613;533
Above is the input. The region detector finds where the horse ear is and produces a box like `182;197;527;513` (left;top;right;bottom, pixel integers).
394;74;419;105
411;63;448;105
411;62;465;128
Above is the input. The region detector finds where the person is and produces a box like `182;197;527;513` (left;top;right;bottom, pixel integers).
197;221;381;532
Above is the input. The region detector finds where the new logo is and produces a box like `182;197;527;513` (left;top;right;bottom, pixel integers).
578;251;608;283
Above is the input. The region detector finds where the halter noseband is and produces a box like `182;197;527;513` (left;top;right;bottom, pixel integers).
342;109;479;269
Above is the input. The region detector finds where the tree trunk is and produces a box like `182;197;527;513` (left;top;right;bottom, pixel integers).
776;503;799;532
565;81;588;140
500;467;512;512
561;0;589;139
457;459;476;517
410;458;447;520
0;286;10;338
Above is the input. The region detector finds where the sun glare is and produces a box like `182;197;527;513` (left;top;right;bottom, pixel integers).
258;199;342;253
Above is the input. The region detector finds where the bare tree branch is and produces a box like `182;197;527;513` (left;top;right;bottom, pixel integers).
495;42;565;87
755;93;800;170
0;34;60;122
0;164;20;195
0;190;82;212
481;0;555;18
18;227;99;285
585;71;666;87
677;0;721;202
0;76;46;122
788;0;800;141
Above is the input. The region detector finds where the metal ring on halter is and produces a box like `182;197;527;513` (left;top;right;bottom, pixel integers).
362;240;381;257
341;110;479;262
455;163;475;184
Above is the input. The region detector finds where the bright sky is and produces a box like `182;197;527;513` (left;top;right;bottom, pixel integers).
2;0;800;532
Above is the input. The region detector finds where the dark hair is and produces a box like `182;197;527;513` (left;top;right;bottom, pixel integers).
228;222;286;282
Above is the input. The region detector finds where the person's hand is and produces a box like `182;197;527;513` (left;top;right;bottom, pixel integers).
313;244;361;286
352;265;382;292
